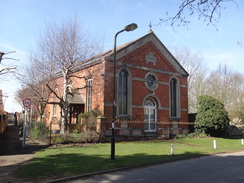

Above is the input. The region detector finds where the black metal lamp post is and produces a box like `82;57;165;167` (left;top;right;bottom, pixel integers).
111;23;138;160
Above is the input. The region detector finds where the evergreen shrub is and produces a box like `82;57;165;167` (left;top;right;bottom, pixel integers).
195;95;230;137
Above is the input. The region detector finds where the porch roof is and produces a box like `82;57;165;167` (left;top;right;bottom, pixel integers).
67;93;85;104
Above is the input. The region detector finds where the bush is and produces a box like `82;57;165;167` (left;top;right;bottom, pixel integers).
74;108;102;142
52;135;64;144
29;122;49;140
174;134;187;139
195;95;230;137
174;131;209;139
75;108;101;133
79;131;99;143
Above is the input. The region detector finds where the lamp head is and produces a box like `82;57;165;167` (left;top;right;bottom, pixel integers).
124;23;138;32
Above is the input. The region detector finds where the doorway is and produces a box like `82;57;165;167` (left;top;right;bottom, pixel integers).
144;98;157;131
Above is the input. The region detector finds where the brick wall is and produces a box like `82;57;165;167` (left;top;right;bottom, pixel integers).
104;40;188;123
44;61;106;130
0;90;3;112
0;113;8;135
43;31;189;135
0;90;8;135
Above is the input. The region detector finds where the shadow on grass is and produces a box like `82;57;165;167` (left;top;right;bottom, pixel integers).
223;135;244;140
16;151;206;181
0;125;50;156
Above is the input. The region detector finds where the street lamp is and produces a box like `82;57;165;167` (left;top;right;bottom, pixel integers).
111;23;138;160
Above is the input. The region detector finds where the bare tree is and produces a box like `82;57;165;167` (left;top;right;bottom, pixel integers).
15;86;43;122
160;0;237;29
24;18;103;134
16;77;51;123
172;47;244;123
205;64;244;123
171;46;208;113
228;73;244;124
0;51;17;76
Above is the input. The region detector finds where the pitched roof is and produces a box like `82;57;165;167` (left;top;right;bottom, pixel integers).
58;30;189;77
112;30;189;77
67;92;85;104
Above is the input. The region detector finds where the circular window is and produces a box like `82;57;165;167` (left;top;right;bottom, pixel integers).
145;73;158;91
147;75;156;87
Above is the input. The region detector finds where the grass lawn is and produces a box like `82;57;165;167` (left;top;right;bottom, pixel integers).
16;137;244;180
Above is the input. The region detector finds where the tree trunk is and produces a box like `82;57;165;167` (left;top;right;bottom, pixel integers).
60;68;69;135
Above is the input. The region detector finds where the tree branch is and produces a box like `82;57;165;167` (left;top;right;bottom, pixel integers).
0;67;16;75
0;51;18;63
159;0;236;29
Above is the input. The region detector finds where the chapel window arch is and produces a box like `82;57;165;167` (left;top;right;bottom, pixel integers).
86;78;92;112
169;77;180;118
118;68;132;118
144;98;157;131
118;70;128;115
53;86;58;117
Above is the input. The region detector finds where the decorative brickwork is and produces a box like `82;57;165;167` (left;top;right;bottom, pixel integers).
44;31;189;140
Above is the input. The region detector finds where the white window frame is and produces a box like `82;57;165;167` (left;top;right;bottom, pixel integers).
144;99;157;132
53;88;58;117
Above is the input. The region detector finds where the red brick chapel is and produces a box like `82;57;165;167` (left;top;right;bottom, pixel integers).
45;30;189;139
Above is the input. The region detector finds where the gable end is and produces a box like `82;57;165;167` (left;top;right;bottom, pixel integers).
116;31;189;77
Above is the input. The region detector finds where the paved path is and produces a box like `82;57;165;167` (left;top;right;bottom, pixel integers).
0;125;49;183
67;151;244;183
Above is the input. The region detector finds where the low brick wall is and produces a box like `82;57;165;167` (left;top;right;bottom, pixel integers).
104;121;193;141
0;113;8;135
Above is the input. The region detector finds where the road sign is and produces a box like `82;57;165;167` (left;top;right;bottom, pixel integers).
23;98;31;108
22;99;31;148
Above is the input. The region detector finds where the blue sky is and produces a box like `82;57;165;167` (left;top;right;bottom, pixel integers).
0;0;243;112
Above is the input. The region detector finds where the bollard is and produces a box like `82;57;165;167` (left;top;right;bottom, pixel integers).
213;140;217;149
241;139;244;145
170;144;174;155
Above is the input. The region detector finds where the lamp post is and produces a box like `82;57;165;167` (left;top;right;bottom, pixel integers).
111;23;138;160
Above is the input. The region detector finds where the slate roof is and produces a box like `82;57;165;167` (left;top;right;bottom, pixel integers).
54;30;189;78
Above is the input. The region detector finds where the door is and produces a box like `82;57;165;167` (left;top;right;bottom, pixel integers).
144;99;157;131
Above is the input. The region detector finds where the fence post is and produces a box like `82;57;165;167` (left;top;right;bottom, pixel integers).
170;144;174;155
213;140;217;149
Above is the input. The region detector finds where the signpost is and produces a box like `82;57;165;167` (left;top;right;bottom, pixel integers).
23;98;31;108
22;98;31;148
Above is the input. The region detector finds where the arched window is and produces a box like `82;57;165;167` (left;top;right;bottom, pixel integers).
118;70;128;115
86;79;92;112
170;78;178;118
53;87;58;117
144;98;157;131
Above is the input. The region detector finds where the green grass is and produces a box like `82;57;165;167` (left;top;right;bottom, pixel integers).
16;137;244;180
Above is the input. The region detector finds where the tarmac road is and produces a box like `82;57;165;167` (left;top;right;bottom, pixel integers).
66;151;244;183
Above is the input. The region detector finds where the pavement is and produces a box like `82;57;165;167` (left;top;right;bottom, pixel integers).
0;125;49;183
